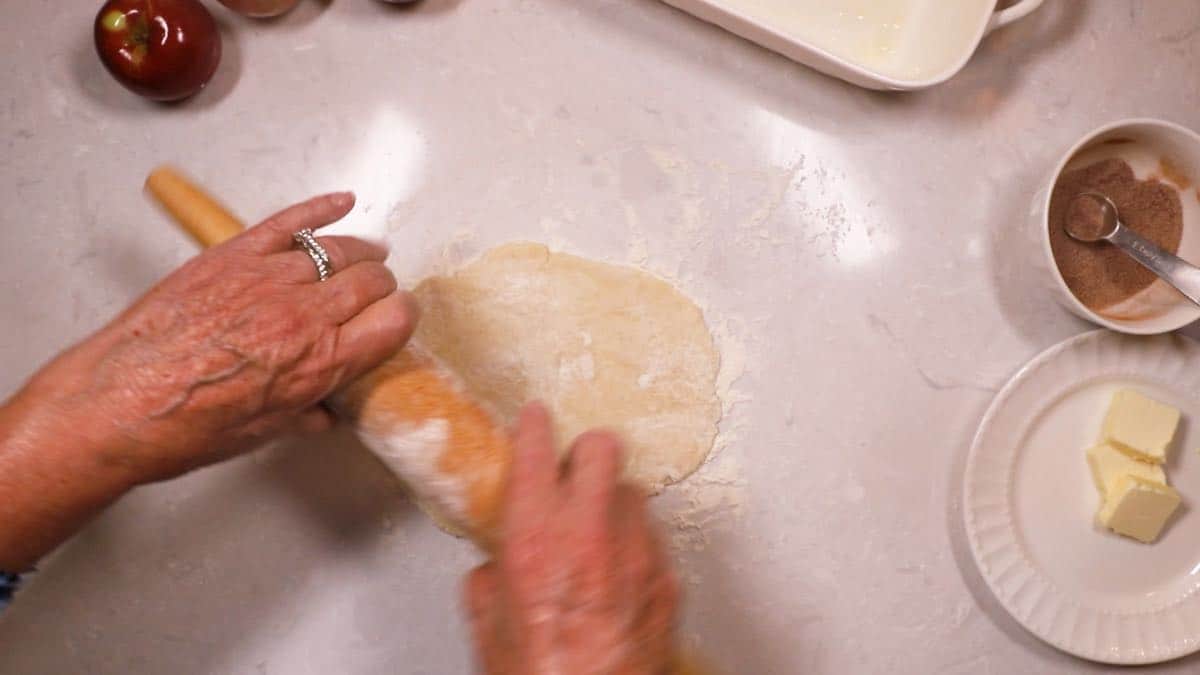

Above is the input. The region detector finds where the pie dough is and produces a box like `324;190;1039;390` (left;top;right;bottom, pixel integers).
413;243;721;491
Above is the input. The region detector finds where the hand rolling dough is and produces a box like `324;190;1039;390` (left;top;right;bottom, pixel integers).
413;242;721;491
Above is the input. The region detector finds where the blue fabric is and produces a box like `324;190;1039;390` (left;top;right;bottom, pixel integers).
0;572;19;612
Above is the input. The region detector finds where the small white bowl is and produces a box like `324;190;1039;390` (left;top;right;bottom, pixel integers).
1031;118;1200;335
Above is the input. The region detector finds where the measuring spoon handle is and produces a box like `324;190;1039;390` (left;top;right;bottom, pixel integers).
1109;223;1200;307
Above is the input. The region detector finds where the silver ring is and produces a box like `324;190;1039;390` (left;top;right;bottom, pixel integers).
292;229;332;282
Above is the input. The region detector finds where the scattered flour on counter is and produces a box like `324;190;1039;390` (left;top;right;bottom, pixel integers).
844;472;866;504
424;230;482;279
537;215;573;252
623;204;650;266
677;309;753;542
606;158;755;555
711;315;751;418
662;450;748;555
47;86;69;121
646;145;707;248
390;144;766;554
952;601;973;629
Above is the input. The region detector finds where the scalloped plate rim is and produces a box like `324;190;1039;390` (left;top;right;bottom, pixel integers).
963;328;1200;665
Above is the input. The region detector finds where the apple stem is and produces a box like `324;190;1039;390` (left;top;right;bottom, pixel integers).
131;18;149;45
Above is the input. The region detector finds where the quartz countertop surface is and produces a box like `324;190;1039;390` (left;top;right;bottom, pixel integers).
2;1;1199;672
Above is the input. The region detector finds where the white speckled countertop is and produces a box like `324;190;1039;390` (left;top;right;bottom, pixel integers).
2;1;1200;673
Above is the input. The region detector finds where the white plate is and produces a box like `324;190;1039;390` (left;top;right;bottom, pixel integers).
964;330;1200;664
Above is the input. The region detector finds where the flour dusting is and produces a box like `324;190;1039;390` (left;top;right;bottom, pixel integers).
356;419;468;524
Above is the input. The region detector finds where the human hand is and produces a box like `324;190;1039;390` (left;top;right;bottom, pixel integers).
464;404;681;675
14;192;417;485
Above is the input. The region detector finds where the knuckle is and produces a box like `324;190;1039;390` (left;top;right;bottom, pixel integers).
380;267;399;293
400;290;421;323
261;213;300;239
387;290;420;328
363;262;398;293
329;279;369;313
371;317;407;351
350;293;415;352
378;295;415;333
258;215;287;234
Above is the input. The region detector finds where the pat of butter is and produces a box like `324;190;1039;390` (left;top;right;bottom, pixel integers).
1098;475;1181;543
1102;389;1180;463
1085;443;1166;497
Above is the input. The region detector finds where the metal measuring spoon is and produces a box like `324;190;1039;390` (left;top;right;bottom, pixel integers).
1064;192;1200;307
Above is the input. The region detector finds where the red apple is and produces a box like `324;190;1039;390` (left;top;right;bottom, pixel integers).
217;0;300;18
94;0;222;102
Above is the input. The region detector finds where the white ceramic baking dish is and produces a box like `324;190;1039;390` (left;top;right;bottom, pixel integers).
660;0;1044;90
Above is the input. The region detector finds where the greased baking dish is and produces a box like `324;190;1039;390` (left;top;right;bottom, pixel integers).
660;0;1044;90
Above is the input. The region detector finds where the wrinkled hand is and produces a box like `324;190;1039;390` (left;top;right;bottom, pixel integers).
465;404;681;675
20;192;417;484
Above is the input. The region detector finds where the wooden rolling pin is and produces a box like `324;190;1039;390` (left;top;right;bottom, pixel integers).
145;166;514;548
144;167;710;674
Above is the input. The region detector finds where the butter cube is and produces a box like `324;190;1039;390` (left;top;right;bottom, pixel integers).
1101;389;1180;463
1085;443;1166;497
1098;475;1181;543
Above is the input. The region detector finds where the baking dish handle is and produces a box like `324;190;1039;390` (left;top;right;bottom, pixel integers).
986;0;1044;34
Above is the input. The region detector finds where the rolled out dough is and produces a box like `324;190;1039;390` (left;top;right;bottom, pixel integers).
414;242;721;491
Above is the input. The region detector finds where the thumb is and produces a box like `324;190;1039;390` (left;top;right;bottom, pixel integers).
464;563;509;674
